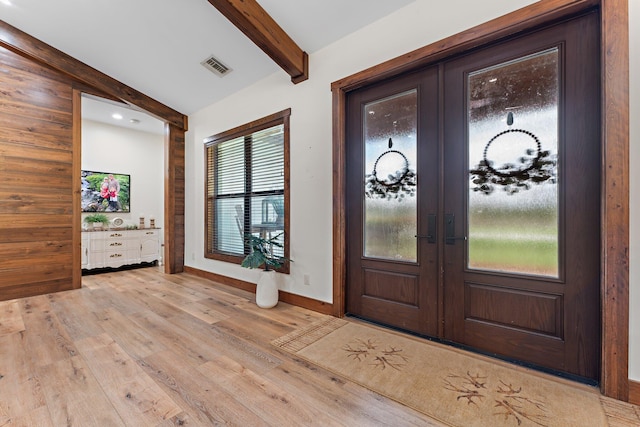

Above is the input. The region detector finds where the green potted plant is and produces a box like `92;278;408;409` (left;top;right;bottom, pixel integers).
84;213;109;230
241;232;291;308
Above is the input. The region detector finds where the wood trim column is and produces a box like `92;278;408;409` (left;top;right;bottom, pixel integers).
164;123;186;273
72;89;83;290
331;87;347;317
600;0;630;401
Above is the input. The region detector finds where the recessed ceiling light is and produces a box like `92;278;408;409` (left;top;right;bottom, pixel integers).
112;113;123;120
0;0;12;6
130;119;140;124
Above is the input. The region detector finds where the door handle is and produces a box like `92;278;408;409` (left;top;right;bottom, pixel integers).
445;213;467;245
415;214;436;244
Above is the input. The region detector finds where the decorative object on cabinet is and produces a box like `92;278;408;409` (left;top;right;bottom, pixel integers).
111;217;124;228
81;228;161;270
81;170;130;212
84;213;109;230
139;214;145;229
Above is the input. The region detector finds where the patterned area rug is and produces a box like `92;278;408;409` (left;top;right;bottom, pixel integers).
272;317;608;427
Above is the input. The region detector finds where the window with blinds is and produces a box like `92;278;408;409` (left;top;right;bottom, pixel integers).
204;109;290;270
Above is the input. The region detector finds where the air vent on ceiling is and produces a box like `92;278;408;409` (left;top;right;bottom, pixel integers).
201;55;232;77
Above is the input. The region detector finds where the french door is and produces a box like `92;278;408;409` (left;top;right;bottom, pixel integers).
345;12;600;380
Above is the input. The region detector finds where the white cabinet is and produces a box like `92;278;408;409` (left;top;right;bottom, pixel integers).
139;229;161;263
82;229;161;270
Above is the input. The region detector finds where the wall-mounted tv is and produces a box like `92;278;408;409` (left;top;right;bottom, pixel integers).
81;170;130;212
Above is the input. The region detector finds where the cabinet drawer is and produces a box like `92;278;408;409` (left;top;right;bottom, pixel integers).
104;239;128;249
105;231;126;239
104;249;138;268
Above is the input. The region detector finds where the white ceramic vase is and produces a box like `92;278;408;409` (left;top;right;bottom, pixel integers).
255;270;279;308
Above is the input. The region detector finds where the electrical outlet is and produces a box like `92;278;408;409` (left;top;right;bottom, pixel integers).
303;274;311;286
191;252;195;260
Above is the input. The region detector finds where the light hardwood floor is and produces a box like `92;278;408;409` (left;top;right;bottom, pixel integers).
0;266;443;426
0;266;638;426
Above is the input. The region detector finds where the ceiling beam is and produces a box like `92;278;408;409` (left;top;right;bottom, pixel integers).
0;20;188;131
207;0;309;84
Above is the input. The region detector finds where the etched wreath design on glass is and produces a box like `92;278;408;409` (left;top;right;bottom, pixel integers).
365;138;417;200
469;128;557;195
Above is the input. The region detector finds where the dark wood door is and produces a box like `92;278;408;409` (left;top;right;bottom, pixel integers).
346;12;600;381
346;68;440;336
442;12;600;380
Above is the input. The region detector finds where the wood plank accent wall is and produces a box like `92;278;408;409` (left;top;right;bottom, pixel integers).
0;46;78;301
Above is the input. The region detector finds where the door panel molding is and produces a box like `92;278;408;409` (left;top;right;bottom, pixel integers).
363;269;420;306
463;282;564;338
332;0;629;400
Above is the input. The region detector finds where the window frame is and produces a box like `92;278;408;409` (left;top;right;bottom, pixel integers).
204;109;290;273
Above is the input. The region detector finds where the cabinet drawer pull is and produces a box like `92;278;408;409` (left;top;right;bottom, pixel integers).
109;242;123;247
109;253;123;258
110;233;123;237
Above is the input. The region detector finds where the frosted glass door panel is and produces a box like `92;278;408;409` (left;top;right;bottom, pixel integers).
468;49;559;277
363;90;418;262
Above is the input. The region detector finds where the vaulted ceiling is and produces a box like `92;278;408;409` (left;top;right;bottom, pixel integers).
0;0;414;126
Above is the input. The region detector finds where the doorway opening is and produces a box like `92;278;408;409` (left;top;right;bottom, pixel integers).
79;94;165;272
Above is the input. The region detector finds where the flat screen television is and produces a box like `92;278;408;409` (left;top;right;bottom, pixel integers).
81;170;130;212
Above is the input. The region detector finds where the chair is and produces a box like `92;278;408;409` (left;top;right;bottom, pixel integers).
234;204;244;243
262;195;284;225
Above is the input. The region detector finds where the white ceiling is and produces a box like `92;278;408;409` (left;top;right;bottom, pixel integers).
1;0;414;133
81;94;166;135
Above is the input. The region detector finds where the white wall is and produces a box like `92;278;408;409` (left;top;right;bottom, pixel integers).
185;0;639;380
81;119;164;230
629;0;639;381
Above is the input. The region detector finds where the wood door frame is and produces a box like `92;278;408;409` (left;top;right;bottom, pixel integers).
71;91;186;277
331;0;629;401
